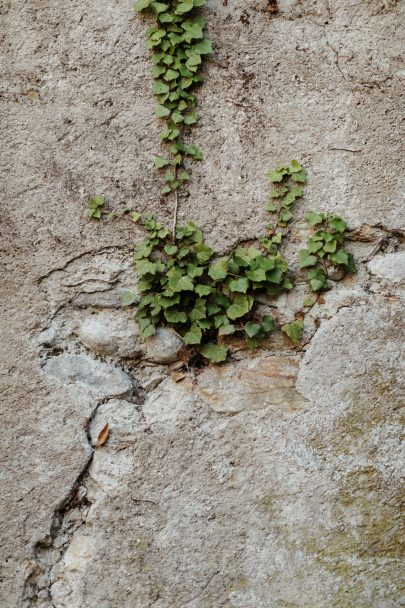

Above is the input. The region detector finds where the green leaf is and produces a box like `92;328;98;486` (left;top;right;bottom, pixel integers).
185;144;203;160
267;169;285;183
291;169;307;183
164;309;188;323
261;315;275;333
151;2;169;13
257;256;276;271
245;322;261;338
226;294;252;320
269;186;288;198
87;195;105;218
122;290;139;306
189;299;206;321
175;1;194;15
165;171;175;182
164;68;180;81
134;240;153;260
179;170;190;181
310;278;325;291
246;268;266;282
155;105;171;118
323;240;337;253
195;243;214;263
307;238;324;254
246;337;262;350
199;343;227;363
152;64;166;78
298;249;318;268
164;244;178;255
328;215;347;233
266;201;277;212
208;259;228;281
281;320;304;344
131;211;141;223
184;112;198;125
139;323;156;339
152;80;170;95
228;277;249;293
161;185;171;195
218;324;235;336
328;250;349;266
305;211;324;226
154;156;169;169
183;324;202;344
193;38;213;54
168;272;194;292
266;267;283;284
187;264;204;278
195;284;212;296
279;210;293;223
288;159;302;173
183;22;204;42
134;0;152;12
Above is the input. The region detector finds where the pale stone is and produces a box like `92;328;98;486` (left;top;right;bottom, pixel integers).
144;327;184;364
78;311;143;357
368;252;405;284
195;356;310;413
43;354;132;398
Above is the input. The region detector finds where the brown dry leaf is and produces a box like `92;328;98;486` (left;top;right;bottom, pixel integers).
170;360;186;371
171;371;187;383
317;295;325;305
96;423;110;448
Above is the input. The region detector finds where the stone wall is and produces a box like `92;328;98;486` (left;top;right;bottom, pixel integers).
0;1;404;607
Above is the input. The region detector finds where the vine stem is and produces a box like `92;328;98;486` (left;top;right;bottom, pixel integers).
172;165;179;240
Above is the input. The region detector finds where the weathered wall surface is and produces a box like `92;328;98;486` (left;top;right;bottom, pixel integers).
1;0;404;606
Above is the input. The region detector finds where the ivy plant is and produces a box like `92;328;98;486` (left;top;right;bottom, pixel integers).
135;0;212;202
127;162;315;362
299;212;355;293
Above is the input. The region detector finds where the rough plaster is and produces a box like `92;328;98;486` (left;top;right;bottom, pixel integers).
0;0;404;607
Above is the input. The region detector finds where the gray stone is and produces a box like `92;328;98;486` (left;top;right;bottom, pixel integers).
44;354;132;398
144;327;184;364
368;252;405;284
78;310;143;358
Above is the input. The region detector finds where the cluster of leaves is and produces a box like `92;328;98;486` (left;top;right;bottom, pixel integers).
259;159;306;253
129;204;303;361
114;162;356;363
258;160;307;345
299;212;355;293
87;195;105;219
135;0;212;195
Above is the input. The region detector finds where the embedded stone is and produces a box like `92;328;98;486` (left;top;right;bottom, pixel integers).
44;354;132;398
195;356;310;414
368;252;405;284
78;311;142;357
144;328;184;364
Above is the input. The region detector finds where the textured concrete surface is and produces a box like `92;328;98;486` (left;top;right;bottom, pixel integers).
1;0;404;607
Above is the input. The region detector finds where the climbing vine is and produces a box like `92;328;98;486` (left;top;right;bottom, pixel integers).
135;0;212;232
88;1;356;364
123;162;354;362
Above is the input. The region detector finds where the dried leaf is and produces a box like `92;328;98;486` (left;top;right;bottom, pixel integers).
96;423;110;448
170;360;186;371
171;371;187;383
